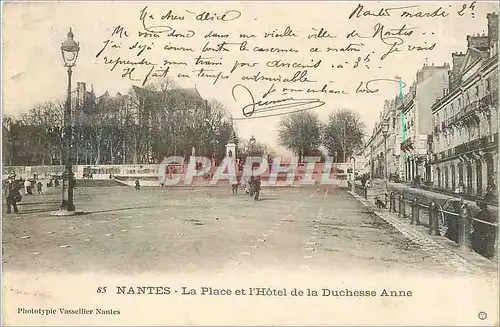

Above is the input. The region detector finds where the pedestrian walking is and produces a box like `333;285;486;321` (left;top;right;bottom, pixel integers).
444;198;464;242
135;179;141;190
5;179;21;214
484;176;496;202
231;177;239;195
36;181;43;194
252;176;262;201
457;180;465;195
472;201;497;259
248;176;255;197
23;179;31;195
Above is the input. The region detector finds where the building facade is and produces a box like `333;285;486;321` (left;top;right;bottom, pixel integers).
429;13;498;195
399;63;451;183
364;96;402;180
364;62;450;183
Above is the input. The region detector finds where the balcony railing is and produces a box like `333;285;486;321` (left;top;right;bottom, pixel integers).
433;133;498;161
454;132;498;154
433;125;440;134
400;138;413;151
463;100;478;114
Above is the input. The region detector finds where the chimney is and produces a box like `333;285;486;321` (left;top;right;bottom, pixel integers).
487;13;498;43
467;34;489;49
452;52;466;71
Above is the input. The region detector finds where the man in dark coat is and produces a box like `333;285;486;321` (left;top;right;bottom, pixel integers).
444;198;464;242
5;179;21;214
484;176;496;202
248;176;255;197
472;201;497;259
252;176;261;201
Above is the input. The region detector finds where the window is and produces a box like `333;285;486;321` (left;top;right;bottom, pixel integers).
476;84;480;97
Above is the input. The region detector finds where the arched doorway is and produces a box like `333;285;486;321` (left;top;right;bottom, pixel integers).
451;164;456;191
444;166;449;190
466;162;473;195
458;162;464;186
476;160;482;195
485;153;494;188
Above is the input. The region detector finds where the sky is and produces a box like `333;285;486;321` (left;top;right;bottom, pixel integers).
2;1;498;155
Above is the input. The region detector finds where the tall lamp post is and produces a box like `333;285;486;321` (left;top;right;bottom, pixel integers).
60;28;80;214
381;121;390;189
350;155;356;192
249;135;256;155
350;156;356;180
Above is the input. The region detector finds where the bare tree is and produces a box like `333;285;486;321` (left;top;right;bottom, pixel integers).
322;109;365;162
277;111;322;158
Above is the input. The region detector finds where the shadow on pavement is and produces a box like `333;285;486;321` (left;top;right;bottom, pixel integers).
18;201;60;206
81;206;156;215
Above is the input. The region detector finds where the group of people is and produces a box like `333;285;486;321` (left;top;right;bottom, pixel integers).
231;175;261;200
443;198;496;259
4;174;57;214
23;179;43;195
454;177;496;202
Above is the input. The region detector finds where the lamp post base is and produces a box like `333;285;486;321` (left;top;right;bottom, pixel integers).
50;209;84;216
50;209;76;216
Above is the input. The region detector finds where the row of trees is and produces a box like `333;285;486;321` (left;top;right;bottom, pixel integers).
3;79;240;166
277;109;365;162
3;78;363;166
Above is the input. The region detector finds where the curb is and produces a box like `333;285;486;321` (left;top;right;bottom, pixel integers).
348;191;496;275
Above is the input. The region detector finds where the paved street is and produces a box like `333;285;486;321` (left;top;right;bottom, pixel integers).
1;185;494;276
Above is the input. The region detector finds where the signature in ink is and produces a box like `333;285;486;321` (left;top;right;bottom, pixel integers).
232;84;325;120
356;78;407;93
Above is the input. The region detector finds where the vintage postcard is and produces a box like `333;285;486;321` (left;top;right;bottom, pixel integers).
1;0;499;325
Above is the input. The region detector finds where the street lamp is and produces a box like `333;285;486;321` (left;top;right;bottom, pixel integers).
60;28;80;214
381;121;390;189
370;144;374;181
249;135;256;155
350;156;356;179
350;155;356;192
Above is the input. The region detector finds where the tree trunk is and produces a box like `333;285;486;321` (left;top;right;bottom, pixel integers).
95;140;101;165
133;136;138;164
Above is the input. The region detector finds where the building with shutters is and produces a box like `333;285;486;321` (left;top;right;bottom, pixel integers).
428;13;498;197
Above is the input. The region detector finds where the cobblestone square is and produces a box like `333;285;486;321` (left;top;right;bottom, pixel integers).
3;185;494;277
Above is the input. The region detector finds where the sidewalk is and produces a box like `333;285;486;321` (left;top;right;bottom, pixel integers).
355;179;498;212
348;190;497;276
387;181;498;211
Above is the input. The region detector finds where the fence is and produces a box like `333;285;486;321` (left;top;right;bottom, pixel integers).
348;181;367;199
348;182;498;260
390;191;497;259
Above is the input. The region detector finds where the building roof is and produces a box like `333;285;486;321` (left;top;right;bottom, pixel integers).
130;85;203;101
